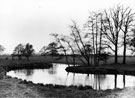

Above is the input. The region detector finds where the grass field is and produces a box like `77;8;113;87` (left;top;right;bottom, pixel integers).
0;55;135;66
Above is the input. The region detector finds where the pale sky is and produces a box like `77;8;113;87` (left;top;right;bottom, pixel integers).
0;0;135;54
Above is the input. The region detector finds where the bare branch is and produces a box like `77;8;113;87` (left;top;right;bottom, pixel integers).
102;43;115;52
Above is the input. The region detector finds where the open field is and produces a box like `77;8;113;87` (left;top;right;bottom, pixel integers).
0;55;135;98
1;54;135;65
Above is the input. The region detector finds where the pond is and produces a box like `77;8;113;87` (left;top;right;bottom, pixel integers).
7;63;135;90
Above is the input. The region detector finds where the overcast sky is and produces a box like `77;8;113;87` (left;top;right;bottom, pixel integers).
0;0;135;54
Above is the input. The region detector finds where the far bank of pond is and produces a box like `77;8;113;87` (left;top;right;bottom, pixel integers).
65;65;135;75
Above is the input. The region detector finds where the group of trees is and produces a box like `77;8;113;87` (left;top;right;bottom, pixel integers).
40;42;59;56
39;42;61;62
0;43;34;60
1;5;135;66
82;5;135;65
39;5;135;66
12;43;34;60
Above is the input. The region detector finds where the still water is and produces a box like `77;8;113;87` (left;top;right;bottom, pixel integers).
7;63;135;90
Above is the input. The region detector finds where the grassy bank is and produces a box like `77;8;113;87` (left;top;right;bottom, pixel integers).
65;64;135;76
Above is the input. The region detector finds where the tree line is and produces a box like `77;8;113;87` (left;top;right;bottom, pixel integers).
0;5;135;66
11;43;34;60
40;5;135;66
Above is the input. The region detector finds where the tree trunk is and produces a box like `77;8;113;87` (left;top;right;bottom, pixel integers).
87;57;90;66
95;17;98;66
92;24;96;66
98;17;103;66
115;31;119;64
123;40;126;64
115;44;118;64
123;29;127;64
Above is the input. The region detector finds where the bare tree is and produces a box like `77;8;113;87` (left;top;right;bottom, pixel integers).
50;34;70;66
60;35;76;66
69;21;93;66
102;5;125;63
84;12;107;66
119;6;134;64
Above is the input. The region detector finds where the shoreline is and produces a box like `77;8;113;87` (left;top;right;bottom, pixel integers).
65;64;135;76
0;60;135;97
1;75;135;98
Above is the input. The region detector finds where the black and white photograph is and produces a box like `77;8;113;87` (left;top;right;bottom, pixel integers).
0;0;135;98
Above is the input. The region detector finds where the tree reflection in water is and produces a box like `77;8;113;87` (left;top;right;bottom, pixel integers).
123;74;125;88
7;64;134;90
94;75;106;90
66;73;126;90
72;73;75;85
115;74;117;89
14;69;33;76
114;74;126;89
85;74;90;85
65;72;69;85
47;64;58;75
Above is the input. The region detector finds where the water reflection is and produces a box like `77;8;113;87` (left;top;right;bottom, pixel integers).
7;64;135;90
48;64;58;75
14;69;34;76
123;74;125;88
